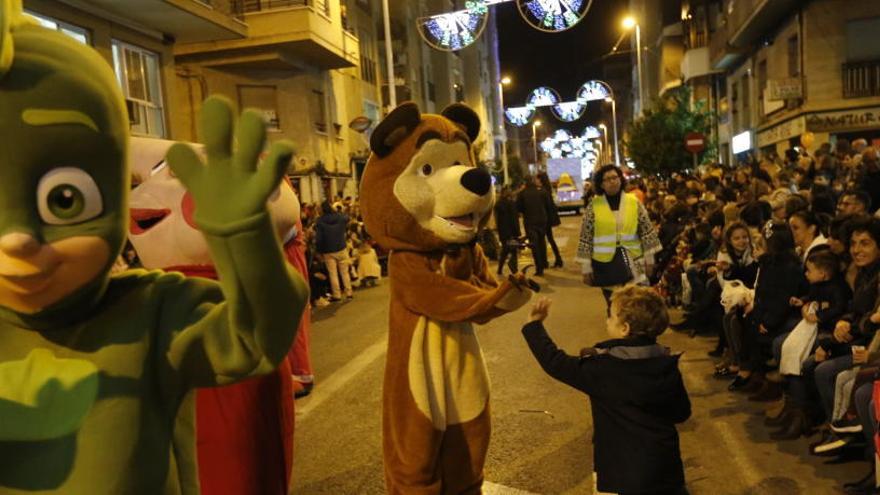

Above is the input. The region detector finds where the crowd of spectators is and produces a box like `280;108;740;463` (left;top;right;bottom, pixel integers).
645;138;880;494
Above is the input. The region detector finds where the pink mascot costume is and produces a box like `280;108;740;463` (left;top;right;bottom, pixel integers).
128;137;313;494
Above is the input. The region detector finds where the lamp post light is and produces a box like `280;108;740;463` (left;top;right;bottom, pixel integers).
604;97;620;167
532;120;542;167
622;16;644;115
499;76;512;184
598;123;609;164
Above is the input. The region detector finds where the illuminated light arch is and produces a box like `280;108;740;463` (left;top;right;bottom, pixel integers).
577;80;612;103
528;86;561;107
552;101;587;122
416;8;489;52
516;0;594;33
582;125;601;140
504;105;536;126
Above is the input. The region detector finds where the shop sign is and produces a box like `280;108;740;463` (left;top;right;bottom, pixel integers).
757;116;805;148
806;106;880;133
768;78;803;101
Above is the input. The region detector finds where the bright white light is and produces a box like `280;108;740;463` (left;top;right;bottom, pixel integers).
552;101;586;122
505;105;535;126
528;87;560;107
622;16;636;29
577;81;611;103
732;131;752;154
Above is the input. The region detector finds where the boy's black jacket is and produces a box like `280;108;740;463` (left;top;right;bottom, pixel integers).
522;322;691;494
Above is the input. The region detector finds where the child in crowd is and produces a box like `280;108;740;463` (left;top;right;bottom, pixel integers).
522;287;691;495
355;241;382;287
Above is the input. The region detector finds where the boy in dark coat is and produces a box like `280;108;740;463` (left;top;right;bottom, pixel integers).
522;287;691;495
494;186;522;275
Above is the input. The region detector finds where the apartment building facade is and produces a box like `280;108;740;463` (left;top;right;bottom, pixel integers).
23;0;369;203
709;0;880;164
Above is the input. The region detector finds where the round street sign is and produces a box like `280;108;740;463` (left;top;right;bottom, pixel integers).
685;132;706;154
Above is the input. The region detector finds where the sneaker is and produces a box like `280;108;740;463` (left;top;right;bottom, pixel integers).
314;297;330;308
831;417;864;434
812;432;852;455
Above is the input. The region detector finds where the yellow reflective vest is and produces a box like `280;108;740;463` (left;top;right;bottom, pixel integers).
592;193;643;263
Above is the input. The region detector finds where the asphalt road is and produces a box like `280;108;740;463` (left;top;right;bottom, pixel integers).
292;214;866;494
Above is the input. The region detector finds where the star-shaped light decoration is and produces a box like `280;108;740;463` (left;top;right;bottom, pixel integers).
505;105;536;126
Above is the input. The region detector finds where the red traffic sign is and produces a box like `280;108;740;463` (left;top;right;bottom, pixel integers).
685;132;706;154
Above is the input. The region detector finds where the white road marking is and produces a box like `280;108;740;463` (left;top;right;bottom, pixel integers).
483;481;539;494
295;340;387;420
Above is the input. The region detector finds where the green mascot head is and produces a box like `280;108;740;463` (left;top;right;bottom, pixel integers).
0;0;129;315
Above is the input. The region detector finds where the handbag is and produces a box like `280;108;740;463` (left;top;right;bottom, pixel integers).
592;247;634;287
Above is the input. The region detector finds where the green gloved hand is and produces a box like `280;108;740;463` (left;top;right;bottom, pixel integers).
0;349;99;441
166;96;294;232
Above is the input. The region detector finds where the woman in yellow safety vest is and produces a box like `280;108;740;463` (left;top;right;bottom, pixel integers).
576;165;662;309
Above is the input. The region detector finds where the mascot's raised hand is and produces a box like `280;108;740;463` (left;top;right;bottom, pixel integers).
167;96;293;231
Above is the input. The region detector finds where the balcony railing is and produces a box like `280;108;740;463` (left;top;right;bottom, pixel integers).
843;60;880;98
240;0;329;16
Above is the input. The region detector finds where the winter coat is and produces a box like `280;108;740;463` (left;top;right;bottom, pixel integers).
802;277;852;333
542;189;561;227
516;185;549;228
314;212;349;254
522;323;690;494
751;255;806;333
842;260;880;345
493;197;521;241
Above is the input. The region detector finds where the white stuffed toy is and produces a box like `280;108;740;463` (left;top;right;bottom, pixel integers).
720;280;755;314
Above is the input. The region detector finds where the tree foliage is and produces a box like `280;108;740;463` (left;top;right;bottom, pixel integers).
624;86;716;177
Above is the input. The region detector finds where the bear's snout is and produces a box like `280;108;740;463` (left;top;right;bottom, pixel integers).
460;168;491;196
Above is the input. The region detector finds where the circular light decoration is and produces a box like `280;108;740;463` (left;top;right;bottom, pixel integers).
505;105;536;126
551;101;587;122
528;86;561;108
576;80;612;103
582;125;601;140
540;137;556;153
516;0;593;33
417;8;488;52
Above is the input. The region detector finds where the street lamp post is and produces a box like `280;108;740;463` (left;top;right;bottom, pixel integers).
623;16;644;115
382;0;396;108
598;123;609;164
532;120;542;168
604;97;620;167
499;76;512;185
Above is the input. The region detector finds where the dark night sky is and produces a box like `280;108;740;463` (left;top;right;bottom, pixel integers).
496;0;630;132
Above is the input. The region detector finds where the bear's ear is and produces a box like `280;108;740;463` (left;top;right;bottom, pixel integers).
441;103;480;142
370;102;421;158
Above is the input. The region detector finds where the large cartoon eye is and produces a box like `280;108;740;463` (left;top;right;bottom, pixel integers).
419;164;434;177
37;168;103;225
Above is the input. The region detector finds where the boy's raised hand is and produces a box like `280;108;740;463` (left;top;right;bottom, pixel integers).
528;297;552;323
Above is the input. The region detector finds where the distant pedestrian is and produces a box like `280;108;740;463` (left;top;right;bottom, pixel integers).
522;287;691;495
517;176;549;276
315;200;353;301
494;186;521;275
537;172;563;268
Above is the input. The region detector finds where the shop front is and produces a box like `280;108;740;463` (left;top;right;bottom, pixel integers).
804;105;880;148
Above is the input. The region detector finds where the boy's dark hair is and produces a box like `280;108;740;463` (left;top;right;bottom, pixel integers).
806;249;840;278
611;286;669;339
842;189;872;211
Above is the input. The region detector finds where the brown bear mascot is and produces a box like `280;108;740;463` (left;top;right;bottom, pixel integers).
360;102;533;494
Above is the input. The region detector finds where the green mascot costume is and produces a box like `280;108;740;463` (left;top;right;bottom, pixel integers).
0;0;309;493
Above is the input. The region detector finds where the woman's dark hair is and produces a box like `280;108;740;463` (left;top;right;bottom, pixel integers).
740;201;771;228
320;200;334;215
536;172;553;192
723;221;752;263
785;194;809;217
790;209;830;238
849;217;880;249
761;222;799;265
593;165;626;195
